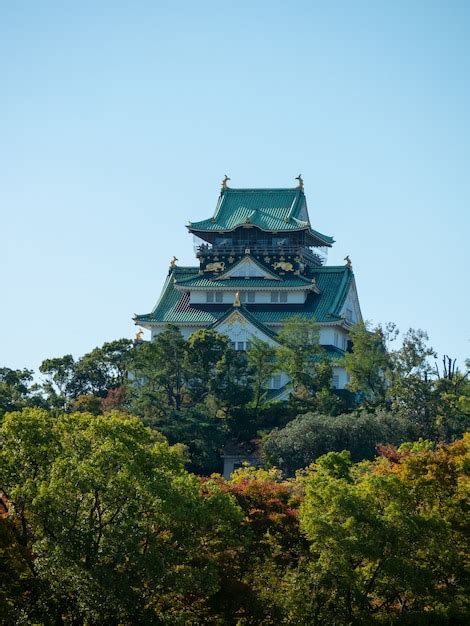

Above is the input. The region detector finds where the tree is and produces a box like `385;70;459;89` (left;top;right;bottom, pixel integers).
0;509;35;623
39;354;78;411
128;325;188;417
275;318;339;413
212;349;253;418
387;328;437;436
262;410;412;476
246;337;276;411
276;318;328;392
156;407;229;474
293;440;470;624
185;329;230;404
75;338;133;397
205;467;306;623
342;321;392;408
0;408;243;624
0;367;45;416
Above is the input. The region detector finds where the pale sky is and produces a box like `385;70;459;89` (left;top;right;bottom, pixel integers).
2;1;469;372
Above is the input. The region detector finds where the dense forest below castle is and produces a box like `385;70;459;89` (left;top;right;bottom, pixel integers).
1;320;469;624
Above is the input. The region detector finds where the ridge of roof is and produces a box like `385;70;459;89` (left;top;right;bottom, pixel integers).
329;267;353;315
174;277;313;290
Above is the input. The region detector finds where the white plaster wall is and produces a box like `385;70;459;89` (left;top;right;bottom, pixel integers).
319;327;348;349
332;366;349;390
189;290;307;305
180;327;200;339
340;283;362;323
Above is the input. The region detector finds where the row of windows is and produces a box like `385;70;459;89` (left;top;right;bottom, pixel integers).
206;291;289;303
270;291;288;303
206;292;224;303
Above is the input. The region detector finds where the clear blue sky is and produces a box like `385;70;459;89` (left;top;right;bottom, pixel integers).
2;1;469;372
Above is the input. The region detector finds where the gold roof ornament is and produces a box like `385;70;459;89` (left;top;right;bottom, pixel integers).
234;291;241;307
344;255;352;269
221;174;230;190
295;174;304;190
135;328;144;342
170;256;178;268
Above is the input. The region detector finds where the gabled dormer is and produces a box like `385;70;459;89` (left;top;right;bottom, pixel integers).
215;255;281;280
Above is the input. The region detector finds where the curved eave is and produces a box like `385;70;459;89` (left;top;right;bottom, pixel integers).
306;228;335;247
173;283;318;292
187;223;309;235
188;223;334;248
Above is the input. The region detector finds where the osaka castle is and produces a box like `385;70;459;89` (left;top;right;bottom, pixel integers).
134;176;362;399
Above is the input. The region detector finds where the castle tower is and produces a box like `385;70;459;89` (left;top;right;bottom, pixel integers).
134;178;362;397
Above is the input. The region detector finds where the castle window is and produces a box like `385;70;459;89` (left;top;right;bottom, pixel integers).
245;340;252;350
206;292;214;303
247;292;255;303
271;291;288;303
334;332;339;347
342;336;347;350
215;292;223;303
332;375;340;389
237;341;244;351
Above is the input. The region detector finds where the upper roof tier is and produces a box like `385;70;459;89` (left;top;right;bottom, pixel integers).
187;187;334;247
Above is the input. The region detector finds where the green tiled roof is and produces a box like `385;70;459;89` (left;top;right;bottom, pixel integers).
134;265;353;327
174;276;313;290
188;187;334;246
253;266;353;324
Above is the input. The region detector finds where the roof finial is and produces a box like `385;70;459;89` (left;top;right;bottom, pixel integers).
221;174;230;190
170;256;178;268
344;255;352;269
135;328;144;342
234;291;241;307
295;174;304;190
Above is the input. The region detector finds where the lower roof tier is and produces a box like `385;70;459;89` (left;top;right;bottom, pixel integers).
134;264;355;327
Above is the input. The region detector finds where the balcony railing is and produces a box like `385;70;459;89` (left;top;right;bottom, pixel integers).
195;243;327;265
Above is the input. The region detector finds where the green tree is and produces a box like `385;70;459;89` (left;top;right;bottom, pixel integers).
0;408;242;624
247;336;276;410
293;439;470;624
212;348;253;418
39;354;78;411
185;329;230;404
276;318;338;412
75;338;133;397
129;325;188;417
205;467;306;623
0;367;45;416
342;321;392;408
262;410;412;476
